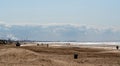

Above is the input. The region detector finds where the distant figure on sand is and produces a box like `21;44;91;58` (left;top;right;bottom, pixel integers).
16;42;21;47
47;44;49;48
37;44;39;46
116;46;119;50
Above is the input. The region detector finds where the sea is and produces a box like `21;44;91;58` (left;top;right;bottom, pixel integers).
35;42;120;45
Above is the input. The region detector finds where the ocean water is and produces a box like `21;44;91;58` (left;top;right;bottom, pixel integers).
35;42;120;45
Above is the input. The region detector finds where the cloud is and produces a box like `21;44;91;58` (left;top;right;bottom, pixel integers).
0;23;120;41
6;34;18;40
0;21;5;24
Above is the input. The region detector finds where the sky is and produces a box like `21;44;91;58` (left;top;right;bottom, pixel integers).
0;0;120;41
0;0;120;26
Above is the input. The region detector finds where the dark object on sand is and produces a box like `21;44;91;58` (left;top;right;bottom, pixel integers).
16;42;21;47
47;44;49;48
116;46;119;50
37;44;39;46
0;40;8;44
74;53;78;59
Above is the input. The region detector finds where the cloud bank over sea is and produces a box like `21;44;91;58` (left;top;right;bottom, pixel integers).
0;23;120;41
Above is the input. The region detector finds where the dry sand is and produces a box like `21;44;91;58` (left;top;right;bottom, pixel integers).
0;44;120;66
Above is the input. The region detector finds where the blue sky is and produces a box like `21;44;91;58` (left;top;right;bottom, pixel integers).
0;0;120;26
0;0;120;41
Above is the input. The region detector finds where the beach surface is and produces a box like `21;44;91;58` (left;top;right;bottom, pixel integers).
0;43;120;66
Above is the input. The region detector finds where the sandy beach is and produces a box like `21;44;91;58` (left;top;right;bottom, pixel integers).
0;43;120;66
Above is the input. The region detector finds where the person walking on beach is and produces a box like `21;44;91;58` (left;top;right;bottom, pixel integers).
116;46;119;50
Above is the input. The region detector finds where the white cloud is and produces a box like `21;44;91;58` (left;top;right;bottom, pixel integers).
7;34;18;40
0;21;5;24
0;23;120;41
